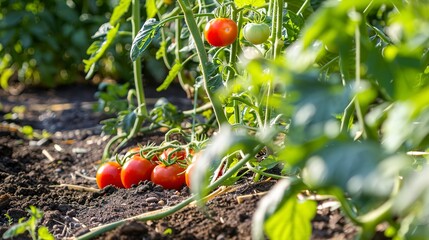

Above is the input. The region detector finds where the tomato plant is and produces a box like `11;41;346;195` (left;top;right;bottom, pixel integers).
120;155;157;188
204;18;238;47
243;23;270;45
151;163;186;190
96;162;124;189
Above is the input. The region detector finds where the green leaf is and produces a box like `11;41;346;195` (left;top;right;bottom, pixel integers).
122;111;137;134
156;60;183;91
130;19;162;61
234;0;265;8
252;179;314;240
110;0;131;26
265;198;316;240
38;227;54;240
2;222;28;239
83;24;120;73
146;0;158;19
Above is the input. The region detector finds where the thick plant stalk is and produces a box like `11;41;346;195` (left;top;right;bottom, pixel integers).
128;0;148;136
176;0;228;127
102;0;149;160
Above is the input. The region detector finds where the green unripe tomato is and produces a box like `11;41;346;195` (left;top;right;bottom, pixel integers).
243;23;270;45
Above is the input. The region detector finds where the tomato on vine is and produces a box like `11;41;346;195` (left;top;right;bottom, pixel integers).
243;22;270;45
121;155;157;188
96;162;124;189
151;163;186;190
204;18;238;47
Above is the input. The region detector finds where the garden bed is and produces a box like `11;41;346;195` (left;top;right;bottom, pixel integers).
0;85;360;239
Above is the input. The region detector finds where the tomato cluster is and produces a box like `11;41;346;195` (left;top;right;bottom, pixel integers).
95;147;194;190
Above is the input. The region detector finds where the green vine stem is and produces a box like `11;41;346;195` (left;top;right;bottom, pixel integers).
102;0;150;160
176;0;228;128
128;0;148;131
77;144;265;240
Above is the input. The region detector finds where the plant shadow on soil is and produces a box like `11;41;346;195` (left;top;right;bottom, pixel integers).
0;84;375;239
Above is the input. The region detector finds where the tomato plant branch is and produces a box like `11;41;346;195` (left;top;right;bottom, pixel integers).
177;0;228;128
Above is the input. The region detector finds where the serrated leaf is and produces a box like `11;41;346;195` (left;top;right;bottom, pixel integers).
110;0;131;26
234;0;265;8
156;60;183;91
156;41;167;60
83;24;120;73
38;227;54;240
146;0;158;19
130;19;162;61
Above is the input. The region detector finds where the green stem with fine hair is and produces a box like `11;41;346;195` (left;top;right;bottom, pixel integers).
176;0;228;128
102;0;149;159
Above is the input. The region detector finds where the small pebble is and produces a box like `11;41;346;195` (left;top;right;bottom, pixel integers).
146;196;159;203
158;200;165;205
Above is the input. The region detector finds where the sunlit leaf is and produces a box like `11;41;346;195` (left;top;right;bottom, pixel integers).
110;0;131;26
252;179;313;240
2;222;28;239
265;198;316;240
83;24;120;73
146;0;158;19
234;0;265;8
38;227;54;240
130;19;162;61
157;60;183;91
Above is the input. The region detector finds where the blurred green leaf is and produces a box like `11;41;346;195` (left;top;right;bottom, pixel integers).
83;24;120;73
252;179;312;240
146;0;157;19
157;59;183;91
110;0;131;26
265;197;316;240
234;0;265;8
38;227;54;240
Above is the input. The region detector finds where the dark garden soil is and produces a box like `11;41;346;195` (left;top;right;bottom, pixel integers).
0;84;363;239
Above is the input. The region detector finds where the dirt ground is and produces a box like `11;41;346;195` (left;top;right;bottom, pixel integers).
0;84;361;239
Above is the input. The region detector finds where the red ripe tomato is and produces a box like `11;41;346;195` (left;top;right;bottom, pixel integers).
151;163;186;190
204;18;238;47
96;162;124;189
121;155;157;188
185;152;224;188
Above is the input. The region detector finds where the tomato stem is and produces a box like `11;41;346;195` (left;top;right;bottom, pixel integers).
177;0;228;128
